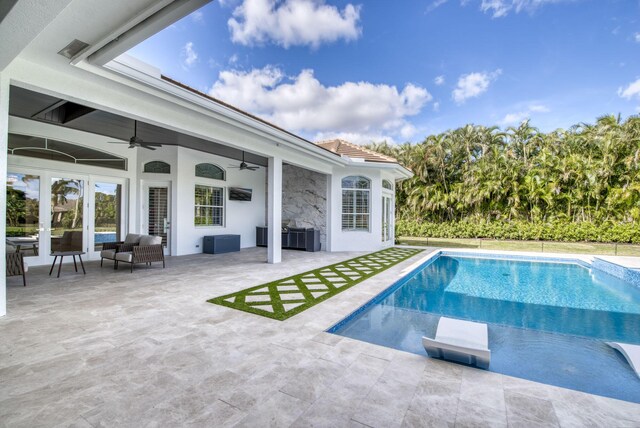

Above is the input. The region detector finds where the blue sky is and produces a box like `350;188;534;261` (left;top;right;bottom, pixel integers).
128;0;640;145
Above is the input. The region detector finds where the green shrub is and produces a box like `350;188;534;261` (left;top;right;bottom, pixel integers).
396;220;640;244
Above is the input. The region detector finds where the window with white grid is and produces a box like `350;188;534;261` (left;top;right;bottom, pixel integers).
342;176;370;231
195;185;224;226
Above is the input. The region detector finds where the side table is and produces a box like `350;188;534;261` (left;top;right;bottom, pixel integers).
49;251;86;278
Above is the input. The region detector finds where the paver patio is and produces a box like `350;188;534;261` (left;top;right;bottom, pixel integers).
1;247;639;427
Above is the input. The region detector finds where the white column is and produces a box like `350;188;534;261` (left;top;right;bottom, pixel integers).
267;156;282;264
0;73;9;316
324;173;332;252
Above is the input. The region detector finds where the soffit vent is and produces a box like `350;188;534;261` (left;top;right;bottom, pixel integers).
57;39;90;60
32;100;96;125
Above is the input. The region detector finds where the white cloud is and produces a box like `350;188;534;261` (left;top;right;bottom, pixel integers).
480;0;511;17
479;0;573;18
500;104;550;125
452;69;501;104
433;101;440;112
427;0;449;13
191;10;204;23
618;78;640;100
228;0;361;48
634;33;640;43
434;75;445;86
229;54;239;65
399;123;417;139
182;42;198;68
209;66;431;141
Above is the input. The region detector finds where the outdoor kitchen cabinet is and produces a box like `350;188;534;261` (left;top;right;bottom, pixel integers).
256;227;320;252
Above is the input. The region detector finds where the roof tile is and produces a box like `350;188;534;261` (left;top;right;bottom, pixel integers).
315;139;397;163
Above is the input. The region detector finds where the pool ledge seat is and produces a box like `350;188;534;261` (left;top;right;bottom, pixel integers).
607;342;640;378
423;317;491;369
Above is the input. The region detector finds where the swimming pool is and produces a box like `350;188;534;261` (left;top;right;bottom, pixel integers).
328;251;640;403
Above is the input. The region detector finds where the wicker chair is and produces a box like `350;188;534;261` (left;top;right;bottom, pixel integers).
114;235;164;272
6;252;27;286
100;234;142;268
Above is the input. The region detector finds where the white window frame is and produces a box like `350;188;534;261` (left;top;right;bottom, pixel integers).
341;176;371;232
194;184;224;227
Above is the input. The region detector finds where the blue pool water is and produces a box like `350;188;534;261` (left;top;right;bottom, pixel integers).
329;253;640;403
94;232;117;244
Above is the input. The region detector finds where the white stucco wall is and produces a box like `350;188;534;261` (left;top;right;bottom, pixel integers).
328;166;396;252
172;146;266;255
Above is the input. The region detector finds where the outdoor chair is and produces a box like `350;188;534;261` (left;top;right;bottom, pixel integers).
6;251;27;287
114;235;164;272
53;231;83;252
100;234;142;268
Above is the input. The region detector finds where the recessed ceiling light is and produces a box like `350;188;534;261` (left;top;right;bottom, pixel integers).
57;39;90;59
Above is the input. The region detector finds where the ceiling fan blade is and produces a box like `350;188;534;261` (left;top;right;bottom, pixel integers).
139;145;157;151
107;141;130;144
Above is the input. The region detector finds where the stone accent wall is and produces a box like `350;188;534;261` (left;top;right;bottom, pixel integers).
282;164;327;249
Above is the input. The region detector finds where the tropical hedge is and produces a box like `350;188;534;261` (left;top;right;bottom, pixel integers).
396;220;640;244
366;114;640;243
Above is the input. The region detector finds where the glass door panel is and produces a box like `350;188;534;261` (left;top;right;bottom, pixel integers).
382;195;392;242
94;182;122;251
50;177;84;252
148;186;169;248
6;173;41;256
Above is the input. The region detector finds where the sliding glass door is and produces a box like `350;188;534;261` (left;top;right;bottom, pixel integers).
50;177;85;253
5;169;127;265
93;182;123;252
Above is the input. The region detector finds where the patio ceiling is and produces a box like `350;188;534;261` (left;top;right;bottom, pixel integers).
9;85;269;166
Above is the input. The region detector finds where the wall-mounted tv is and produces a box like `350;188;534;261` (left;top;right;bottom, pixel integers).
229;187;252;201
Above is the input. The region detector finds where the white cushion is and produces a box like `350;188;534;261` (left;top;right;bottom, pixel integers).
139;235;162;246
115;252;133;262
124;234;142;244
23;261;28;272
423;317;491;369
100;249;117;259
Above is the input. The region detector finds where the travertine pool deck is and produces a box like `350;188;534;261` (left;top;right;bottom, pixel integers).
1;247;639;427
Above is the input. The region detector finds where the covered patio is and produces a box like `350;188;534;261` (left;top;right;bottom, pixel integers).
1;248;638;427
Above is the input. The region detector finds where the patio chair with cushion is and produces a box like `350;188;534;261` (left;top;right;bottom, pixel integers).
100;234;142;268
6;248;27;287
114;235;165;272
52;231;83;252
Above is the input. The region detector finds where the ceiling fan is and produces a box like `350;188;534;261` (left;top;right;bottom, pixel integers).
108;120;163;151
229;151;259;171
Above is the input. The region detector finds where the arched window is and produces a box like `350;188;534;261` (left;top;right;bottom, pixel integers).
8;133;127;171
382;179;394;190
342;176;370;231
143;161;170;174
195;163;225;180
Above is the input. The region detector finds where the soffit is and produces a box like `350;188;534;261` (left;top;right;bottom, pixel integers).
9;85;268;166
17;0;170;69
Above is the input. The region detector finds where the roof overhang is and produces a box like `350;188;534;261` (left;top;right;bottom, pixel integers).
84;0;212;66
343;158;413;181
3;0;411;178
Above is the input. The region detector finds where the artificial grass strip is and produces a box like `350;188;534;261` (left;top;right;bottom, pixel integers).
207;247;423;321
